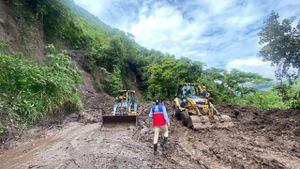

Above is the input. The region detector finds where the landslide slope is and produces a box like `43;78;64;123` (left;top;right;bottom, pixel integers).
0;0;144;141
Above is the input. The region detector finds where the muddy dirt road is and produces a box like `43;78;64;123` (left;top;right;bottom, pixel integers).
0;103;300;169
0;119;195;169
0;122;156;169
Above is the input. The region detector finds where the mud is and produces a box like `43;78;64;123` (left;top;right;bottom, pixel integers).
0;102;299;169
136;104;300;169
0;0;45;60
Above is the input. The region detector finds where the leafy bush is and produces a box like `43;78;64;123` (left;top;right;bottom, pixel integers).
236;91;288;110
278;79;300;109
0;41;11;54
0;44;82;125
147;57;203;99
0;122;6;135
104;67;123;97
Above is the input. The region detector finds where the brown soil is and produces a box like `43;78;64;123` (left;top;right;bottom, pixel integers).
0;100;299;169
0;0;45;60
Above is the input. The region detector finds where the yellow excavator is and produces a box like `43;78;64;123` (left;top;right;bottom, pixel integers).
173;83;234;130
102;90;138;125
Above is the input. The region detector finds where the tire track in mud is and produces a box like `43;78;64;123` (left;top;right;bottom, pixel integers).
8;123;151;169
0;121;187;169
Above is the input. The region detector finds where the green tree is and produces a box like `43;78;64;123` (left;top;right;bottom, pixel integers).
259;12;300;107
104;67;123;96
259;11;300;81
148;57;203;99
201;69;271;103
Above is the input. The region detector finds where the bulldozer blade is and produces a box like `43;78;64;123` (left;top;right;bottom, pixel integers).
102;115;137;126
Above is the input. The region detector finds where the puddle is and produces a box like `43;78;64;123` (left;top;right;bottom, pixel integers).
0;135;60;169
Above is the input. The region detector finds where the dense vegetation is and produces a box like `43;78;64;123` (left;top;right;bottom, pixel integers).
0;0;299;136
10;0;300;105
0;42;82;135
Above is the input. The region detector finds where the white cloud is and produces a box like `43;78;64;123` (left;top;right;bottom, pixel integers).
74;0;300;79
128;0;268;64
74;0;109;18
226;58;275;79
74;0;139;30
130;2;189;53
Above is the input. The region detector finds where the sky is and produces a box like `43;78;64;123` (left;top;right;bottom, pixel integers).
74;0;300;79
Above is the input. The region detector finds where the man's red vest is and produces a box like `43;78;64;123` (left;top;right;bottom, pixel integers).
152;104;166;126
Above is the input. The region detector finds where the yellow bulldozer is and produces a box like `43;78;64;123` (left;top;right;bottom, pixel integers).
102;90;138;126
173;83;233;130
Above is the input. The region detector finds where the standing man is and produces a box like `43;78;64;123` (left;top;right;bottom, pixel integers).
149;97;170;155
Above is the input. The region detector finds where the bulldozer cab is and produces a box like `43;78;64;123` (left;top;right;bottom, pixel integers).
174;83;234;130
176;83;201;98
175;83;208;106
115;90;137;114
117;90;127;101
102;90;138;126
176;83;209;98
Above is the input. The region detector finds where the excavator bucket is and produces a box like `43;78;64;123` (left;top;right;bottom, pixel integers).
102;115;137;126
189;115;234;130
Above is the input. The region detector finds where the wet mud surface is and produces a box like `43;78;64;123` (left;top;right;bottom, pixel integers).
0;101;299;169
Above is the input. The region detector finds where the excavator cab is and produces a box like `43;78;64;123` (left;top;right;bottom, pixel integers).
102;90;138;126
174;83;233;130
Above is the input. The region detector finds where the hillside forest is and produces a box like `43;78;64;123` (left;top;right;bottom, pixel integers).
0;0;299;136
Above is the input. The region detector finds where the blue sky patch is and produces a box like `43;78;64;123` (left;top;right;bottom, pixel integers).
74;0;300;79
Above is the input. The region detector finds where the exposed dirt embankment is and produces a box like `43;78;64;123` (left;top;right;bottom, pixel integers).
0;101;299;169
0;0;45;60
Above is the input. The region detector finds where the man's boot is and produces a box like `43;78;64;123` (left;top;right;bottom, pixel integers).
153;144;158;155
